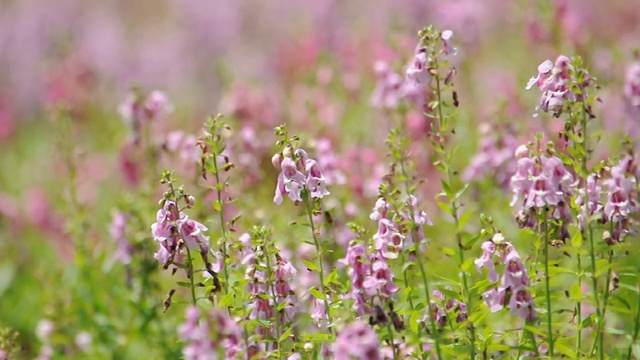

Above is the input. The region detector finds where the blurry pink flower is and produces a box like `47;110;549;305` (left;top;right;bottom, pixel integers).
370;60;405;108
333;321;382;360
406;45;431;86
624;62;640;121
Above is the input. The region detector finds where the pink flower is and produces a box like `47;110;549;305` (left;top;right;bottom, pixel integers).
373;218;404;260
178;218;209;252
406;45;431;86
371;61;405;109
526;55;588;117
509;287;536;322
274;157;306;204
333;321;382;360
475;241;499;283
273;149;330;205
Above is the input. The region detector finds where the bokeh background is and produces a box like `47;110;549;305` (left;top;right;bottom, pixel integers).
1;0;640;358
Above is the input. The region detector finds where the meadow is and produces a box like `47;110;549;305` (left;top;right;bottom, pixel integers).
1;1;640;359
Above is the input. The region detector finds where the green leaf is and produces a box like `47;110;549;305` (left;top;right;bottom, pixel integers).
213;201;222;212
176;281;192;288
571;230;582;248
409;310;421;334
554;341;576;358
455;183;470;201
441;181;452;198
457;210;474;231
441;247;456;257
437;201;452;214
570;282;583;300
323;269;338;287
302;259;320;272
278;327;292;343
218;292;234;307
310;287;325;300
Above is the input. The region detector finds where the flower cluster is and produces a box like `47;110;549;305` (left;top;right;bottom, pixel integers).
510;144;574;228
602;156;639;242
246;249;299;335
341;240;399;317
151;199;210;266
406;30;456;88
526;55;590;117
475;234;536;322
429;288;468;328
371;29;455;109
272;148;329;205
178;306;244;360
333;321;383;360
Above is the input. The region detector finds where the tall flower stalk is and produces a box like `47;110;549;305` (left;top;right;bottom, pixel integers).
272;125;333;332
201;114;235;295
413;25;476;356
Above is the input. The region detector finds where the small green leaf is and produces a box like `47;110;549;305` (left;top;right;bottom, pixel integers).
302;259;320;272
570;282;583;300
310;287;325;300
571;230;582;248
278;327;292;343
409;310;421;334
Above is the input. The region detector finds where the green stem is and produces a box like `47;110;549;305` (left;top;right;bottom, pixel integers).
627;283;640;360
576;247;583;356
542;209;554;355
397;159;442;359
185;245;197;305
303;194;333;333
211;151;230;294
578;97;603;360
433;59;476;357
263;239;282;358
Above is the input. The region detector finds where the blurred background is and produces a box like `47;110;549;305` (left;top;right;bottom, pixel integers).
1;0;639;358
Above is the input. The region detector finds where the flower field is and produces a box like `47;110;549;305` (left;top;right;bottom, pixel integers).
1;1;640;359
